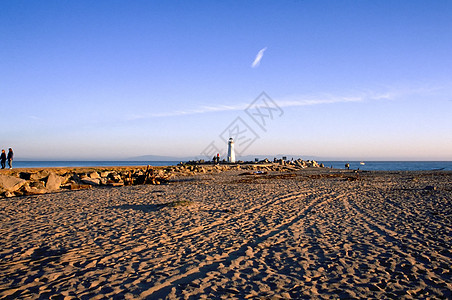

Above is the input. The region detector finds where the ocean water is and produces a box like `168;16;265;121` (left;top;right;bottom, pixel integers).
11;161;181;169
9;160;452;171
319;161;452;171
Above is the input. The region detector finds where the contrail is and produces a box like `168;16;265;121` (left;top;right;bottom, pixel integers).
251;47;267;68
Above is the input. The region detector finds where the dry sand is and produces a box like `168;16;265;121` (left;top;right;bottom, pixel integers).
0;169;451;299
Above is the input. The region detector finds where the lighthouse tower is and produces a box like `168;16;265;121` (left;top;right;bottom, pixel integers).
227;138;236;163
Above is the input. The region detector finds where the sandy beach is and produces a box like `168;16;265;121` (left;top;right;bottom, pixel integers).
1;168;451;299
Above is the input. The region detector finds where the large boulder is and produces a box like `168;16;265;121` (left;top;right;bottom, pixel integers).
109;173;122;182
81;177;100;186
100;171;111;178
0;175;27;193
30;170;51;181
23;183;48;195
68;173;82;184
88;172;100;179
30;180;46;189
45;172;63;190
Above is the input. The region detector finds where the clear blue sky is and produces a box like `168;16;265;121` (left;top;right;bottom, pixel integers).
1;1;451;160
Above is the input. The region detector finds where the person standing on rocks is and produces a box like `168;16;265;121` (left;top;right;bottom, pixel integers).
7;148;13;169
0;150;6;169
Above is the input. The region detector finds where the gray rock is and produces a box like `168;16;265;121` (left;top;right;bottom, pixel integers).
30;170;51;181
0;175;27;193
88;172;100;179
100;171;111;178
30;181;46;189
81;178;100;186
23;183;47;195
111;174;122;182
69;174;81;184
4;191;15;198
46;172;63;190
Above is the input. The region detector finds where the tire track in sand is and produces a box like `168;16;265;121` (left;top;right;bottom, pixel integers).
343;195;451;263
340;194;452;298
139;190;347;298
139;189;320;252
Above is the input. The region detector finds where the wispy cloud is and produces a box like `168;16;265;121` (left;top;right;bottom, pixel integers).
134;86;447;120
251;47;267;68
127;90;396;120
126;104;248;120
148;104;247;118
29;115;44;121
277;91;395;108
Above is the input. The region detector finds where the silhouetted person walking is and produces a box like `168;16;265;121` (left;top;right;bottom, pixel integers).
7;148;13;169
0;150;6;169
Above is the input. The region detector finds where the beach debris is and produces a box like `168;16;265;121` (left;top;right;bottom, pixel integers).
67;183;92;190
164;200;193;208
346;176;359;181
239;171;268;176
254;171;267;175
107;182;124;187
423;185;437;191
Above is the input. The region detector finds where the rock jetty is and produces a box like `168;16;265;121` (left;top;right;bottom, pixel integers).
0;159;322;198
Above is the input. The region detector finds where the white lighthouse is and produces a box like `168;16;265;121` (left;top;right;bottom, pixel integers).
227;138;236;163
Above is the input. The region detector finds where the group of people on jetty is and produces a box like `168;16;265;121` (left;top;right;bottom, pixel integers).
1;148;13;169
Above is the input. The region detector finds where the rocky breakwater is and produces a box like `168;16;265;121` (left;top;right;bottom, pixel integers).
0;166;172;198
0;159;323;198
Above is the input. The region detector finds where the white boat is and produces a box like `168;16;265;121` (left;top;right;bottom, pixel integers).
360;161;365;165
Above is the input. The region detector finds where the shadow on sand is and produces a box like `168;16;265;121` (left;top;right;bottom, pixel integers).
108;204;164;213
109;200;194;212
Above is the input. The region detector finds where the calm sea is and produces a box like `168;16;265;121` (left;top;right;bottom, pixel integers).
12;161;181;169
319;161;452;171
10;160;452;171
